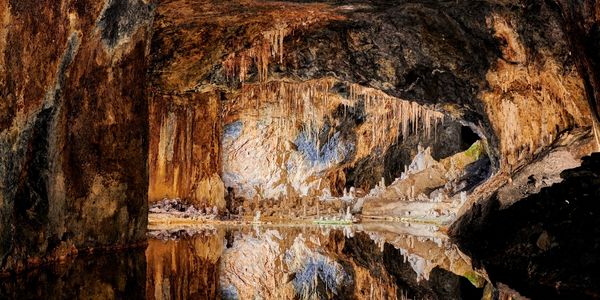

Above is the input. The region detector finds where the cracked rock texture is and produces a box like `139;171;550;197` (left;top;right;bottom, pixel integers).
0;0;154;273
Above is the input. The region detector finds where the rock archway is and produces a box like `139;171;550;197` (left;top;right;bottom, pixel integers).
147;0;597;221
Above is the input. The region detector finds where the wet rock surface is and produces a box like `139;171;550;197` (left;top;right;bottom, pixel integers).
451;153;600;299
0;0;154;273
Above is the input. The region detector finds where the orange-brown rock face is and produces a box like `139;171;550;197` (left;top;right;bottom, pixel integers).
148;91;224;208
0;0;154;273
481;14;593;171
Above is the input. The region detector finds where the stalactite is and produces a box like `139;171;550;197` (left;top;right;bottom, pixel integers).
222;8;344;83
227;78;445;157
348;83;445;150
222;24;290;82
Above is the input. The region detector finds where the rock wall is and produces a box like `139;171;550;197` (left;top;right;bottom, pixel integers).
222;79;459;200
0;0;154;273
555;0;600;126
481;11;593;170
148;91;224;208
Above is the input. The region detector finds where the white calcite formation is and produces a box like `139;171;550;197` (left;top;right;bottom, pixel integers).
149;198;220;220
359;141;484;223
223;78;445;201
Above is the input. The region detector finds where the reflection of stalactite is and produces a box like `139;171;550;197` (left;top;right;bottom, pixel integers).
227;78;445;152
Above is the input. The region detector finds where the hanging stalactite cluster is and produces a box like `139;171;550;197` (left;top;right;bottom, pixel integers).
225;78;445;153
349;83;445;150
222;23;291;82
221;6;345;83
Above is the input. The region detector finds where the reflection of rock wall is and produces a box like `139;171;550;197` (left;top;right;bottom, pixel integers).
218;228;394;299
146;233;223;300
0;0;153;273
220;230;287;299
0;248;147;299
148;91;224;208
215;226;478;299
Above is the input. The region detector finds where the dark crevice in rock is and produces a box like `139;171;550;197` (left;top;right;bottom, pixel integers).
13;108;53;256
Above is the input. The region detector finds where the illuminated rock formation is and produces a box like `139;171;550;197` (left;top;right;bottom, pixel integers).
148;0;599;228
148;91;225;209
481;14;593;170
361;141;486;222
1;2;599;294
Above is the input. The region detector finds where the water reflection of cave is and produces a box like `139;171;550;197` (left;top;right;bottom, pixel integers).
221;81;490;203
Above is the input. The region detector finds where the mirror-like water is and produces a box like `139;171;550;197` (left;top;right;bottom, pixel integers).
0;223;484;299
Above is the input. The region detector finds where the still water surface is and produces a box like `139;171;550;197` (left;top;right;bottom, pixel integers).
0;223;484;299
